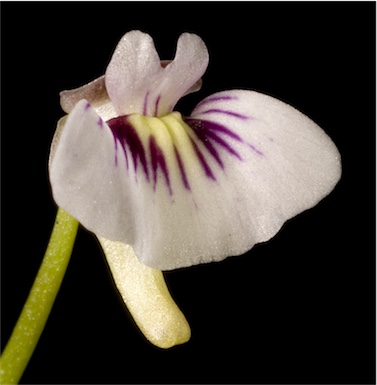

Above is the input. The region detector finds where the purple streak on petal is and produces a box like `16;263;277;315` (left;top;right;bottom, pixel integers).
203;119;243;142
149;136;172;194
186;119;224;168
154;94;161;116
248;143;264;156
186;118;242;161
84;102;91;110
174;147;190;190
143;92;149;116
204;129;242;160
196;95;238;108
200;108;249;120
97;117;104;128
107;116;149;180
190;138;216;181
113;136;119;167
205;119;263;157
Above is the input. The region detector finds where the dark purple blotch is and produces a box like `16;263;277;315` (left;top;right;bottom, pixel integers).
107;116;149;180
174;147;191;190
104;111;263;195
185;118;243;163
190;138;216;181
97;117;104;128
149;135;172;194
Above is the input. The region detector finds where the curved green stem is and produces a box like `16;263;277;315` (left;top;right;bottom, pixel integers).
0;208;79;384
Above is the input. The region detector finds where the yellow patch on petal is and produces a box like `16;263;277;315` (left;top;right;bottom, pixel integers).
120;111;213;193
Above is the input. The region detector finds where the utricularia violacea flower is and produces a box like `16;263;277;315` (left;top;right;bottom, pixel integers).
49;30;341;348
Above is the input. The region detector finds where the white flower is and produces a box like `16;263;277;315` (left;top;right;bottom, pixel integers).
49;30;341;347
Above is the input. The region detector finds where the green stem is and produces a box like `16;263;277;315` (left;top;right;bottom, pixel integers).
0;208;79;384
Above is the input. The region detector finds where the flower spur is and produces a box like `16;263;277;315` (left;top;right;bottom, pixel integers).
49;30;341;348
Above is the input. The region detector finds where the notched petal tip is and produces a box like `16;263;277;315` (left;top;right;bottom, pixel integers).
105;30;209;116
163;32;209;108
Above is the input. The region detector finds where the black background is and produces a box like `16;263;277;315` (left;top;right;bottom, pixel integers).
1;2;375;384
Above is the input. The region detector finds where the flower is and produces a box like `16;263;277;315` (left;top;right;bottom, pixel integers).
49;30;341;347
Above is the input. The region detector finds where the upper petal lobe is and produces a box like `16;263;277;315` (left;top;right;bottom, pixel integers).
105;30;209;117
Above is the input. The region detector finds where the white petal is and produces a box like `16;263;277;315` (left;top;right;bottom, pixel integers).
49;93;340;271
160;59;203;96
49;99;136;243
183;90;342;250
59;58;201;121
105;30;208;116
60;75;118;121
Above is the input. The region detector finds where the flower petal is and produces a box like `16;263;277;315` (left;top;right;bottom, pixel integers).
60;75;118;121
49;91;340;271
49;99;135;243
160;60;203;96
59;59;201;122
105;30;208;116
184;89;342;244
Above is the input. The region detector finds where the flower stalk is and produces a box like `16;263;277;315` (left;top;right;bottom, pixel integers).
0;208;79;384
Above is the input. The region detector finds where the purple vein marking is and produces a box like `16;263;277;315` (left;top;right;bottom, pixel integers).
97;117;104;128
149;136;172;194
174;147;191;190
143;92;149;115
190;138;216;181
204;129;242;160
248;143;264;156
107;116;149;180
107;116;174;193
200;108;249;120
154;94;161;116
104;111;263;195
186;118;243;162
112;136;120;167
202;120;243;141
196;95;238;108
188;120;224;168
